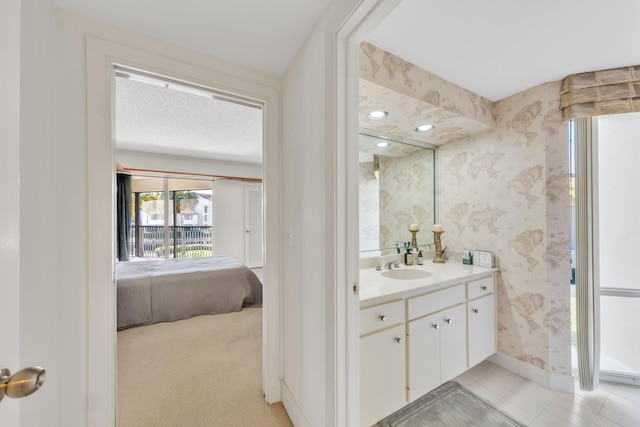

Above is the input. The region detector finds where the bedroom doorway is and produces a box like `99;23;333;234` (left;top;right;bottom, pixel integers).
113;67;272;425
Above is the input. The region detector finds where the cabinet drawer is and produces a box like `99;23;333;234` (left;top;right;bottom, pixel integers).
467;275;494;300
407;284;465;320
360;300;404;336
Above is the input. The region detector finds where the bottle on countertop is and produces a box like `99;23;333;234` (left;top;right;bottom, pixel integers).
405;248;414;265
417;250;424;265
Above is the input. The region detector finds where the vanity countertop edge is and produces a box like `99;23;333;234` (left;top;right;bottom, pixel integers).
359;262;498;308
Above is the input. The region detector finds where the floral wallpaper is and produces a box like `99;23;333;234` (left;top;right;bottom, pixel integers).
379;150;436;250
438;82;571;376
359;149;435;252
359;42;495;147
359;41;572;378
359;161;380;252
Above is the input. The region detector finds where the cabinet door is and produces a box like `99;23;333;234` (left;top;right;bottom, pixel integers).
360;324;406;427
439;304;467;381
468;294;496;368
407;313;441;402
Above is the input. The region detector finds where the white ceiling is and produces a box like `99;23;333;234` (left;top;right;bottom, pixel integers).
367;0;640;101
52;0;331;76
56;0;640;161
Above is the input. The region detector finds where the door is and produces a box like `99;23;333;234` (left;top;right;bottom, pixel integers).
595;113;640;383
244;185;263;268
408;312;441;401
360;324;406;427
468;295;496;368
439;304;467;381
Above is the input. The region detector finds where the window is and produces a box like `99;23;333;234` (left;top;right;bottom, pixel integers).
129;177;214;259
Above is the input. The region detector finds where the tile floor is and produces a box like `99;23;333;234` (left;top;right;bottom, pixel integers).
454;361;640;427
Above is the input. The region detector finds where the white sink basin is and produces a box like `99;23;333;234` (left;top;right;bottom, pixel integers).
381;269;432;280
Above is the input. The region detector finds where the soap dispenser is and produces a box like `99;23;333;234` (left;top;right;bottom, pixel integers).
417;250;424;265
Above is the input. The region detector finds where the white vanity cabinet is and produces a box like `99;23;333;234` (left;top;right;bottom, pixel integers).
359;300;406;427
406;285;467;402
467;276;496;368
359;267;496;426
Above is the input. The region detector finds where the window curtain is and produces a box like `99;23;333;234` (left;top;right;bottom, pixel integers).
561;65;640;120
574;117;600;391
117;173;132;262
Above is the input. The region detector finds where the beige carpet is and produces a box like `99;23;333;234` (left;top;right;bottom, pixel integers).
117;307;292;427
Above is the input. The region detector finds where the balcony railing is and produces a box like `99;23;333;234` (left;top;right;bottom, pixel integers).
129;225;213;258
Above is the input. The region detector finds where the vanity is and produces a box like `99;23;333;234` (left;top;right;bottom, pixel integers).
359;260;497;427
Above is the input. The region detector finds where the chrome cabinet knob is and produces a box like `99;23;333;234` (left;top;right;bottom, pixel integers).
379;315;387;322
445;318;452;324
432;324;439;330
472;308;479;314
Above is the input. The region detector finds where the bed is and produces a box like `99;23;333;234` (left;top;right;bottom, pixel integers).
116;255;262;330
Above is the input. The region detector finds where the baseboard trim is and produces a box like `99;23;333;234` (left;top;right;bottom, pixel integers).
488;352;575;393
281;381;311;427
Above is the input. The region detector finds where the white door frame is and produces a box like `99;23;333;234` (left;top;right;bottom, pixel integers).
335;1;401;425
86;37;281;426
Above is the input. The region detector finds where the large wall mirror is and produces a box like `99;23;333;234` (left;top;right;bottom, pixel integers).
359;131;435;254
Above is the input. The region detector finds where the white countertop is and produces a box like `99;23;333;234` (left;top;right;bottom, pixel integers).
359;261;497;306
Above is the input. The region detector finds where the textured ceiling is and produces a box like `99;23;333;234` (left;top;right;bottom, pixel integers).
115;75;263;164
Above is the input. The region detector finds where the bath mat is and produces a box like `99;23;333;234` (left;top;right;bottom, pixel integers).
377;381;524;427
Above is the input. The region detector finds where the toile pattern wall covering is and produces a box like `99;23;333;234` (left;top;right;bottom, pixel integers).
359;161;380;252
438;81;571;376
359;42;572;378
379;150;435;250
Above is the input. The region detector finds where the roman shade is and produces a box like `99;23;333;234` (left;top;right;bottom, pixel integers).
561;65;640;120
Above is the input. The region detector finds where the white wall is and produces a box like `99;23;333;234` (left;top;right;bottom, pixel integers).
280;1;363;424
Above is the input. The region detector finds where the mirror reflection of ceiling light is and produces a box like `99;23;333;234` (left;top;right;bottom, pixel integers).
367;110;389;120
376;141;390;147
415;124;435;132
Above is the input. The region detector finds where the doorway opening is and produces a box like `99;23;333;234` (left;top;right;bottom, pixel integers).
113;67;277;425
570;113;640;386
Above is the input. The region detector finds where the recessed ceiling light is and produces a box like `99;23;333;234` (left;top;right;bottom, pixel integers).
376;141;390;147
368;110;389;120
415;124;435;132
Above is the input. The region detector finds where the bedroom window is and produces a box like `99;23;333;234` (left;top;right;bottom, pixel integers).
128;176;214;259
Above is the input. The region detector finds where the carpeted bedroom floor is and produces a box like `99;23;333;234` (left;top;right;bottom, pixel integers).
117;306;292;427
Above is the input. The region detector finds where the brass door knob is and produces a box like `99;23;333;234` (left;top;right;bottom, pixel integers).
0;366;46;402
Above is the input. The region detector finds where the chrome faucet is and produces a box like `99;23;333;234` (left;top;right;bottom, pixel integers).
384;261;397;270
